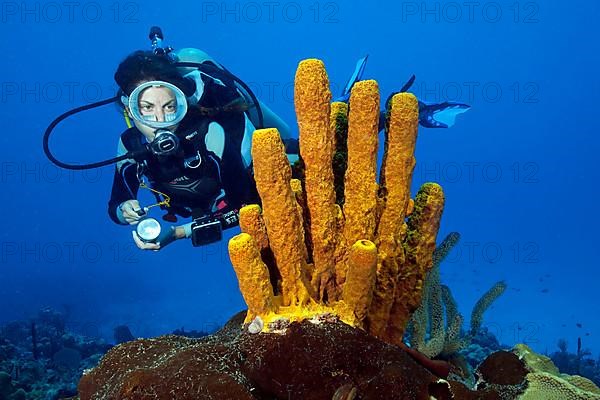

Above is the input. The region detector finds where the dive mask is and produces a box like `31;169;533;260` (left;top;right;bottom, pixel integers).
122;80;188;129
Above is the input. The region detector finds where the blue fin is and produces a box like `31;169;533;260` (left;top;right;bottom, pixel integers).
379;101;471;130
378;76;417;131
382;75;416;110
399;74;416;93
334;55;369;102
418;101;470;128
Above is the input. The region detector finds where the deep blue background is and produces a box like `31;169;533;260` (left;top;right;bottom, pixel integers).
1;0;598;356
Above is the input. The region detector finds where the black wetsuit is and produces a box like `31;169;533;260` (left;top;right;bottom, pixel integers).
107;65;259;226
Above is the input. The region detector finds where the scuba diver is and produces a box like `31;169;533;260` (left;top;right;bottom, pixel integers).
43;27;469;251
109;48;292;250
109;50;260;250
44;27;296;250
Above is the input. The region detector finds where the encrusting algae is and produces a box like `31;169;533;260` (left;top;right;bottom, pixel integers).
228;58;445;345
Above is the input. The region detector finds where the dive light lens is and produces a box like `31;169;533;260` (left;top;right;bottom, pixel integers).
136;218;161;242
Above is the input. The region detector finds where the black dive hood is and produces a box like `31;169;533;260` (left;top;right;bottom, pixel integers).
43;26;264;171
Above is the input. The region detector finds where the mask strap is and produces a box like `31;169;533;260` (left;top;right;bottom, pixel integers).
123;108;133;128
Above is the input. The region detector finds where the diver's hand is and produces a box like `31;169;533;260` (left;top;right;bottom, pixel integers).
132;231;160;251
131;226;177;251
119;200;148;225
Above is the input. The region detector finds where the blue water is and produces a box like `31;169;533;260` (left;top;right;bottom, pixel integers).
2;0;599;359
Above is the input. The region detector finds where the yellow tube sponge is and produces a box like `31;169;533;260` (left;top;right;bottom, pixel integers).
239;205;269;251
228;233;275;322
227;58;446;345
365;93;420;338
330;101;349;206
290;178;303;197
377;92;419;258
342;240;377;326
330;101;349;149
290;178;310;264
384;182;445;343
251;128;313;305
342;80;380;251
295;59;338;300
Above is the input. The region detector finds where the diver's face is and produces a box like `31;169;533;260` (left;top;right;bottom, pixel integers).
139;86;177;122
130;85;180;140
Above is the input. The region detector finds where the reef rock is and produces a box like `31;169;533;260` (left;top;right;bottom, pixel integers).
79;312;524;400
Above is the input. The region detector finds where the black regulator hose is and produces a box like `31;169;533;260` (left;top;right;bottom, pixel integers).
42;96;143;170
44;61;263;170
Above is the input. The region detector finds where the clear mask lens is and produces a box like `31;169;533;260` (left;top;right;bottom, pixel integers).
142;114;157;122
125;81;188;129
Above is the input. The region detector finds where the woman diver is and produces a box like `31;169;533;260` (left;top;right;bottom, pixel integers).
109;32;295;250
43;27;295;251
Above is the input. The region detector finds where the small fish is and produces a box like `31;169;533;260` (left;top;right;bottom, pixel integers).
541;288;549;293
576;323;583;328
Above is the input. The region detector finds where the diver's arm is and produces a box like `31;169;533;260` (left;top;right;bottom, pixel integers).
108;162;141;225
175;225;188;239
108;134;145;224
180;222;193;239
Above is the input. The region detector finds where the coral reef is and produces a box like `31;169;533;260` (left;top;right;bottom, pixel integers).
408;232;465;359
113;325;135;345
469;280;507;337
550;337;600;386
513;344;600;399
463;344;600;400
76;312;600;400
408;232;507;361
79;313;459;400
231;59;445;348
460;327;505;373
0;308;110;400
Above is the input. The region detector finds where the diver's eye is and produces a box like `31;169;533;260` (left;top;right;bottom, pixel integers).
141;104;154;112
165;104;177;112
